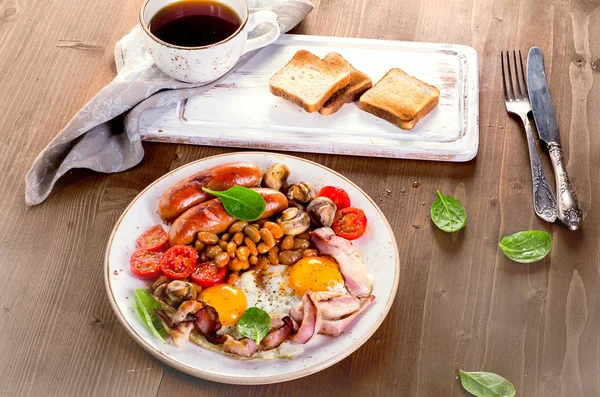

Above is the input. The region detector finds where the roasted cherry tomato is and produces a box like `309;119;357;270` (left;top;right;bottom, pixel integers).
136;225;168;252
130;249;163;279
332;207;367;240
319;186;351;210
191;261;227;288
160;245;198;280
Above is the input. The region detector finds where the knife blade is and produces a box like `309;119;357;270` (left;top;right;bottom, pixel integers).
527;47;560;145
527;46;582;230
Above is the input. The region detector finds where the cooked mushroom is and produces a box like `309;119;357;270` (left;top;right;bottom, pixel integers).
277;207;311;236
263;163;290;191
165;280;197;307
307;196;337;227
287;182;317;203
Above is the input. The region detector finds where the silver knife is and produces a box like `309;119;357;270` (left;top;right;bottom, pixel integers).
527;46;582;230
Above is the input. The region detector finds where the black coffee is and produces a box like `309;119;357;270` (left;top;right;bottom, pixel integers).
149;0;241;47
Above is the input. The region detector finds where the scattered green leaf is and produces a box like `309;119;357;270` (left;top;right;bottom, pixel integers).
203;186;266;221
458;370;516;397
134;288;167;342
237;307;271;345
498;230;552;263
430;190;467;232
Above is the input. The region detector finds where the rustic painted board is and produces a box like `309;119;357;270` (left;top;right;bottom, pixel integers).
139;34;479;161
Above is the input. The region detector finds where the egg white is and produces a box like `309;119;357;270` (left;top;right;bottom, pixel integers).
235;265;301;317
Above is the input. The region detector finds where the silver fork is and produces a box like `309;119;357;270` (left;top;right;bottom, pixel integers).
501;50;558;222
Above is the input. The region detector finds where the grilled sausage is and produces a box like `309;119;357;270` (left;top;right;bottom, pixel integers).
158;162;262;222
168;188;288;246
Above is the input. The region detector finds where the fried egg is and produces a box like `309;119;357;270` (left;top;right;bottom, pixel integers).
288;257;346;297
199;284;247;326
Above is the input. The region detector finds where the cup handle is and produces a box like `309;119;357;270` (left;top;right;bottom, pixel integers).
241;10;281;55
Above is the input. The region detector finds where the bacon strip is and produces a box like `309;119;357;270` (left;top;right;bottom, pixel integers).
194;305;226;345
319;295;375;336
289;293;321;344
223;335;259;358
171;300;204;324
260;317;293;350
311;228;374;297
155;309;195;347
313;292;361;320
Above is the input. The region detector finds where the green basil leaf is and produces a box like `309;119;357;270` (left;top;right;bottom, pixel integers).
430;190;467;232
499;230;552;263
458;370;516;397
237;307;271;345
134;289;167;343
203;186;266;222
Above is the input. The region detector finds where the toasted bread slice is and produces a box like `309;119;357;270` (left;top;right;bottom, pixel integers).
269;50;351;113
318;53;373;116
359;68;440;130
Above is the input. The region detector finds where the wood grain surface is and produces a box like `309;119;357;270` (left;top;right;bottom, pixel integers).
1;0;599;395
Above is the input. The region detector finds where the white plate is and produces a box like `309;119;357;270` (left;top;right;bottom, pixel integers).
104;152;400;384
139;34;479;162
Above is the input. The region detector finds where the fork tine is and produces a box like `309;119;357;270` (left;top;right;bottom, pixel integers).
501;52;509;100
505;51;515;100
518;50;528;99
512;50;523;98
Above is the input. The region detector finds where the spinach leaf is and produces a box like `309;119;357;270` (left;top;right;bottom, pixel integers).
203;186;266;221
237;307;271;345
458;370;516;397
134;289;167;343
499;230;552;263
430;190;467;232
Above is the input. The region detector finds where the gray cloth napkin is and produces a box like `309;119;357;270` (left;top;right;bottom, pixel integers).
25;0;313;206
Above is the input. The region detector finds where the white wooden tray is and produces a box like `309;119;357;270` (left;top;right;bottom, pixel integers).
139;34;479;161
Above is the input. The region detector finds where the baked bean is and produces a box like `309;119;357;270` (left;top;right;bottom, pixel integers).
233;232;244;245
227;241;237;257
229;221;248;234
268;246;280;265
228;257;245;272
227;272;239;285
296;231;310;240
255;219;268;227
279;250;302;265
218;240;228;251
241;259;250;270
236;246;250;261
244;237;259;257
260;228;276;248
263;221;284;239
302;248;319;257
257;242;270;254
250;223;261;230
257;255;271;270
292;238;310;250
206;245;223;259
244;225;261;243
199;252;210;263
215;252;230;268
194;240;206;251
249;255;258;265
197;231;219;245
220;233;231;242
280;235;294;250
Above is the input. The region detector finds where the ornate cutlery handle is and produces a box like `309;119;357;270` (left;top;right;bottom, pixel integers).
547;143;582;230
523;117;558;222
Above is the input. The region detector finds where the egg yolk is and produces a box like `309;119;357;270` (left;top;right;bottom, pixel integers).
199;284;247;326
288;257;344;297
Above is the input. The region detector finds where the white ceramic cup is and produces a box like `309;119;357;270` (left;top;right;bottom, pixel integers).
140;0;280;84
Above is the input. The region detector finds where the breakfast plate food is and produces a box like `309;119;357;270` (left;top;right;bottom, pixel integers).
104;152;400;384
138;34;479;161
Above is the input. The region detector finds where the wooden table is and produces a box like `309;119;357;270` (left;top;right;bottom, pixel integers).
2;0;599;395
